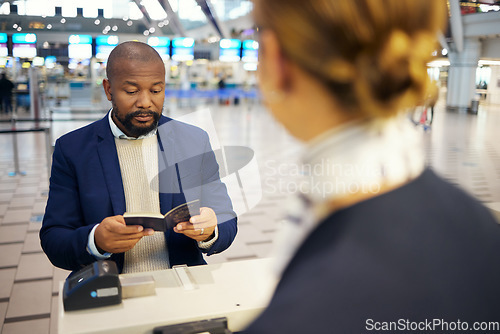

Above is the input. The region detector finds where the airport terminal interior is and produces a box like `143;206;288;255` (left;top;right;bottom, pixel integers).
0;0;500;333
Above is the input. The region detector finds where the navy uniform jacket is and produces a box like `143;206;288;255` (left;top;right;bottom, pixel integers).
245;169;500;333
40;113;237;272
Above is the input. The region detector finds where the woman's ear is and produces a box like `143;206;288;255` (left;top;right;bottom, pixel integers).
258;30;291;94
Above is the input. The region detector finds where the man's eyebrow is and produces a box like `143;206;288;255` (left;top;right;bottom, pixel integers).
124;81;139;87
123;81;165;86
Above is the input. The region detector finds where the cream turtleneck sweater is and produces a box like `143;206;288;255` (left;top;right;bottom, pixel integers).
115;135;171;273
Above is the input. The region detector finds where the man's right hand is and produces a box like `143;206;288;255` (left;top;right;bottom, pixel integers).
94;215;154;254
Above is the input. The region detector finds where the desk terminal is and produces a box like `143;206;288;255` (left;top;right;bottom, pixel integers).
63;260;122;311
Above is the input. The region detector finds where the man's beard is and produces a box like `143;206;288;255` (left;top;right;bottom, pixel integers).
112;107;161;138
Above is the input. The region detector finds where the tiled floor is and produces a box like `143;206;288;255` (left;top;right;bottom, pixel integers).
0;94;499;333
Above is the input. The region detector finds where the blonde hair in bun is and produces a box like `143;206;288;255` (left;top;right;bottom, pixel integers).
254;0;447;119
355;30;438;118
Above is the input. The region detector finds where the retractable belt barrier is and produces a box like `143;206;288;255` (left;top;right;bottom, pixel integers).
0;126;52;178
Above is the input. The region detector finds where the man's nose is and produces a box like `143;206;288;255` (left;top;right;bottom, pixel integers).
136;91;153;109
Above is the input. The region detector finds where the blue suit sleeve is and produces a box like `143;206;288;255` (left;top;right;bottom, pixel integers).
40;139;98;271
198;135;237;255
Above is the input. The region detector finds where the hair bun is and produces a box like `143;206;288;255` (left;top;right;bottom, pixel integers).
325;59;357;83
353;30;437;118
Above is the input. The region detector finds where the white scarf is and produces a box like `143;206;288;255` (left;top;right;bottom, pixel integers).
271;115;426;277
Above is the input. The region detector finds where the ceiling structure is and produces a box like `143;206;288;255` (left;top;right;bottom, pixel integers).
0;0;253;38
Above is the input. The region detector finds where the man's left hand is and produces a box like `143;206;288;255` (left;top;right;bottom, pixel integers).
174;207;217;242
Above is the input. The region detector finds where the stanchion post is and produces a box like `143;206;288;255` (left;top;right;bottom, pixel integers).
8;117;24;177
11;130;21;176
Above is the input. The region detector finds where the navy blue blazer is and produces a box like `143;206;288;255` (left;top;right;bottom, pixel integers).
245;170;500;333
40;113;237;272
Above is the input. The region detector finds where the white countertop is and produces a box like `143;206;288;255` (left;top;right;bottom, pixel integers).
58;257;277;334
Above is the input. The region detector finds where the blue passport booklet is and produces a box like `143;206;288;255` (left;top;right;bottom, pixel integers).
123;200;200;232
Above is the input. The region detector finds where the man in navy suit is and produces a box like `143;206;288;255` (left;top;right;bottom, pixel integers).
40;41;237;273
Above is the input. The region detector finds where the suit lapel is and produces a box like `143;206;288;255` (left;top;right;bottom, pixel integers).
95;114;177;216
157;117;174;215
96;112;126;215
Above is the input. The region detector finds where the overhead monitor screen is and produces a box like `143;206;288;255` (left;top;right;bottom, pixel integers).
148;37;170;60
68;44;92;60
95;46;115;60
69;34;92;45
12;33;37;58
13;44;37;58
95;35;119;60
219;39;241;62
0;44;7;57
0;33;7;55
96;35;119;46
171;38;194;62
242;40;259;63
12;33;37;44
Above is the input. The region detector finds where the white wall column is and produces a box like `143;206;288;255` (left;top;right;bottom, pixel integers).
487;65;500;105
29;67;42;120
90;57;102;104
446;38;481;112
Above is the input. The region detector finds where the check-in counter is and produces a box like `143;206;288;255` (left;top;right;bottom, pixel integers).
69;80;93;106
57;258;277;334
